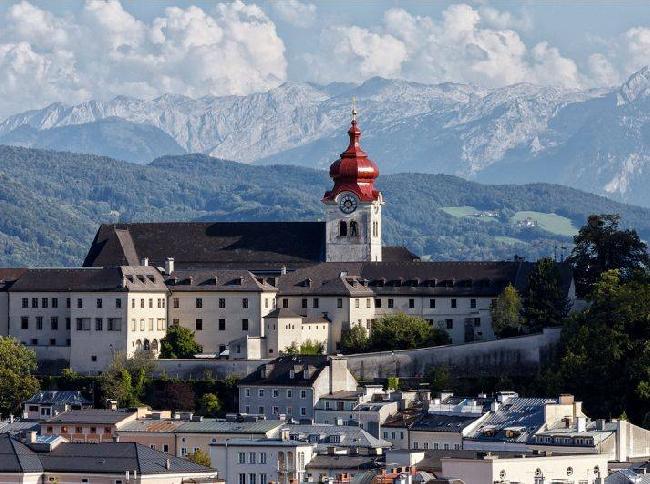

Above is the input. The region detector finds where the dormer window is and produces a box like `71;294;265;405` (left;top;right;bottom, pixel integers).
289;370;295;379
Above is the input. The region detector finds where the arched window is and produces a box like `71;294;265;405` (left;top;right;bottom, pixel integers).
349;221;359;237
135;339;142;352
143;339;150;351
151;339;159;353
339;220;347;237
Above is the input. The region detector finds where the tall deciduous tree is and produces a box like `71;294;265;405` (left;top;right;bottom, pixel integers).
100;351;154;408
524;258;571;332
368;313;450;351
339;325;369;354
0;337;39;417
187;448;211;467
198;393;222;417
160;325;202;359
568;214;649;296
490;283;524;338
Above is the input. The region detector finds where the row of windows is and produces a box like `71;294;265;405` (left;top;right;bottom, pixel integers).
243;404;308;416
25;338;70;346
131;298;166;309
412;441;461;450
237;452;268;464
45;425;112;434
74;318;122;331
284;297;483;310
176;297;250;309
130;318;166;331
193;318;248;331
383;430;406;440
238;473;268;484
21;297;124;310
244;388;308;399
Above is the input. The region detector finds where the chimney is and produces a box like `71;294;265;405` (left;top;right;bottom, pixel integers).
164;257;175;274
165;458;171;470
559;394;575;405
576;416;587;432
329;357;350;394
281;428;290;441
280;266;287;275
107;399;118;411
141;257;149;267
28;431;37;443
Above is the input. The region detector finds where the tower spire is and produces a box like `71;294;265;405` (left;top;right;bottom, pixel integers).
352;96;357;122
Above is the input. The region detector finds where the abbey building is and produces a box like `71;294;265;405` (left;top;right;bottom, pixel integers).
0;116;575;373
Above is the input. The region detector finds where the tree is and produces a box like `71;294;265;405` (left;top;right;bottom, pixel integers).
150;380;196;411
187;448;211;467
281;340;325;356
524;258;571;332
425;366;451;393
198;393;222;417
368;313;450;352
568;214;649;296
556;270;650;424
387;376;400;391
339;325;369;354
100;351;154;407
0;337;40;417
490;283;524;338
160;325;202;359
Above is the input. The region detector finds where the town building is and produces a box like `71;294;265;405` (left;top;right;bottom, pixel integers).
0;433;220;483
40;408;143;442
238;355;357;420
23;390;92;420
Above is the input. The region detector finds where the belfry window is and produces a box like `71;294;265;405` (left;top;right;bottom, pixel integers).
339;220;348;237
349;221;359;237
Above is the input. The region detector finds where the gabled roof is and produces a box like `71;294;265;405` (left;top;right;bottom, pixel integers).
44;409;137;425
239;355;330;387
83;222;327;270
165;269;276;292
9;267;167;292
286;424;392;450
0;268;27;292
0;434;43;473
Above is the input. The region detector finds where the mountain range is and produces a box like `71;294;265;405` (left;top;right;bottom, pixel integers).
1;68;649;207
0;145;648;268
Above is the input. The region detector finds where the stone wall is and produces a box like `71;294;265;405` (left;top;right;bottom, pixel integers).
154;357;267;379
345;328;562;380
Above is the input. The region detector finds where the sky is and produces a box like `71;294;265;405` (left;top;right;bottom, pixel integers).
0;0;649;119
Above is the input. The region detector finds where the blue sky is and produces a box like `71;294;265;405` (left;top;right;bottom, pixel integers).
0;0;648;118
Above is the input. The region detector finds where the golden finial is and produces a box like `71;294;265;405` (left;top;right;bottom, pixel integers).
352;96;357;122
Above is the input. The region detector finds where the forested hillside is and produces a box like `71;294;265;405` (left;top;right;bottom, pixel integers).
0;145;648;267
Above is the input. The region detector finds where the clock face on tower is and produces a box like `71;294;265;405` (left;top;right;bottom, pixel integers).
338;192;358;214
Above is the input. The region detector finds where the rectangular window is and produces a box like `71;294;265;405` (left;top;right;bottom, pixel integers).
108;318;122;331
242;319;249;331
140;298;145;309
21;298;28;308
366;298;371;308
51;317;58;330
96;298;103;309
446;319;453;330
51;297;58;308
282;298;288;308
260;474;267;484
313;298;319;308
337;298;343;308
471;298;477;309
36;316;43;330
375;298;382;308
30;338;38;346
32;297;38;308
429;298;436;308
258;389;264;397
49;338;56;346
42;297;48;308
474;317;481;327
260;452;267;464
300;407;306;416
76;318;91;331
172;318;179;326
451;298;457;309
95;318;103;331
148;318;154;331
388;298;394;308
239;474;246;484
173;298;179;309
301;390;307;399
218;318;226;330
242;298;248;309
219;298;226;308
249;473;257;484
65;318;71;330
77;298;83;309
115;298;122;309
196;298;202;308
287;390;292;398
355;298;359;308
264;298;269;309
238;453;246;464
66;297;71;308
409;298;415;308
140;319;145;331
272;389;279;398
301;298;307;309
249;452;256;464
157;298;161;308
195;319;203;331
21;316;28;329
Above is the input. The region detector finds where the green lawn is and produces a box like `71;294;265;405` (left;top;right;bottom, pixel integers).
511;211;578;237
441;206;498;222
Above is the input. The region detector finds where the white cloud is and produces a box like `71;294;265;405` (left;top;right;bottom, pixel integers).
479;6;532;32
271;0;317;28
587;53;621;87
308;4;581;89
0;0;287;118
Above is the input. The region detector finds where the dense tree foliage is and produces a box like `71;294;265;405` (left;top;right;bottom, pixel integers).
339;325;369;354
368;314;450;351
568;214;649;296
197;393;222;417
160;325;202;359
524;258;571;332
0;337;40;417
283;340;326;356
149;380;196;411
99;351;154;408
187;449;211;467
490;284;524;338
1;147;649;267
555;270;650;425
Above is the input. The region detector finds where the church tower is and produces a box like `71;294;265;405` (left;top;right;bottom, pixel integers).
322;107;383;262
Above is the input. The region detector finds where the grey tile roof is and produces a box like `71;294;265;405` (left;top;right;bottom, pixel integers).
120;418;283;435
25;391;91;407
0;421;40;435
306;454;383;470
9;266;167;292
165;269;276;292
239;355;330;387
410;413;482;433
285;424;392;450
0;268;27;291
45;409;137;425
466;397;555;443
210;438;311;447
0;434;43;473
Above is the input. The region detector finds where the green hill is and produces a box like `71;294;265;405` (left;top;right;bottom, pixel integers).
0;145;648;267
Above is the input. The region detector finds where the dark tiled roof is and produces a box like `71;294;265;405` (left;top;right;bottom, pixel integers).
9;267;167;292
38;442;213;474
264;308;304;319
382;246;419;262
25;391;91;407
277;261;573;297
165;269;276;292
0;434;43;473
0;268;27;292
410;413;481;433
414;449;528;473
306;454;382;470
83;222;327;269
239;355;330;387
44;409;136;425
